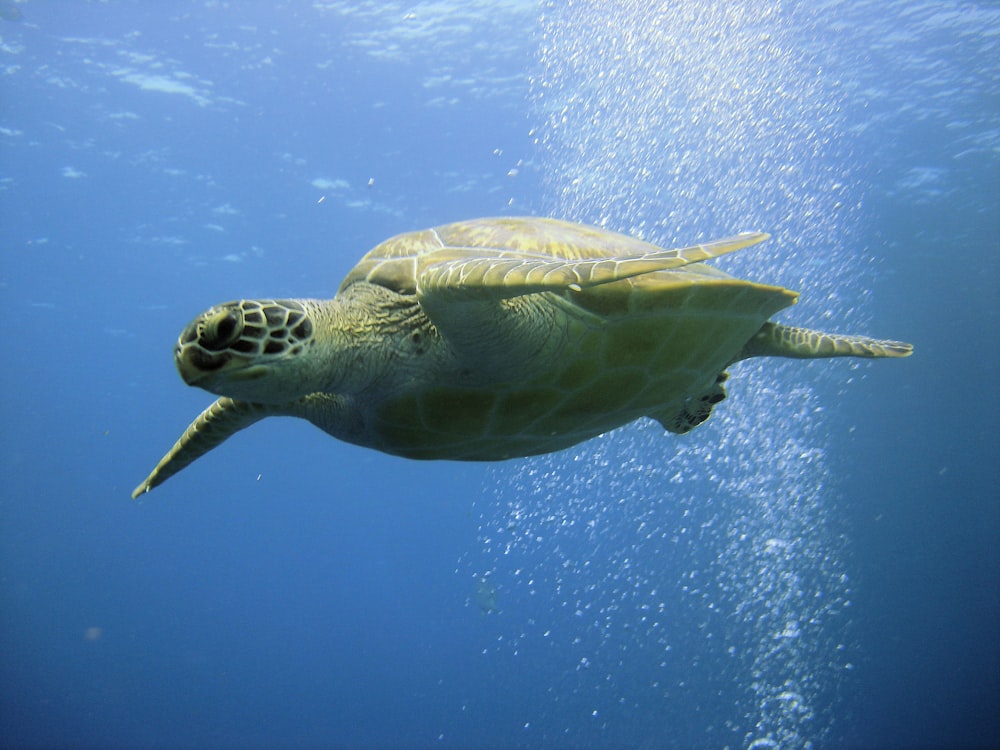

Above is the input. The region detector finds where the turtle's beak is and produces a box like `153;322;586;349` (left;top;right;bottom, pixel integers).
174;341;231;385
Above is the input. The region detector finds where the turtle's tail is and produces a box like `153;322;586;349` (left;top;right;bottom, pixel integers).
131;398;272;498
736;322;913;361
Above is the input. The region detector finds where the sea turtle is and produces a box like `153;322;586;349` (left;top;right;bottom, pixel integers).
132;217;911;498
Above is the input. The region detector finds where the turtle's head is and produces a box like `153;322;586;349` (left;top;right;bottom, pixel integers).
174;299;320;403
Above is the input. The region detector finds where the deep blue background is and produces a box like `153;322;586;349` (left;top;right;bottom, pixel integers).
1;2;997;748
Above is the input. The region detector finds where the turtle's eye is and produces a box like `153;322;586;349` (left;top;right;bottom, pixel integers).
201;308;243;351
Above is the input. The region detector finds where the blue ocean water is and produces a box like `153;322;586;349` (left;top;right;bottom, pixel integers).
0;1;997;748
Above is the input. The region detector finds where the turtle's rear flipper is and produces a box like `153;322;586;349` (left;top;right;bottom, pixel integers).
650;373;729;435
131;398;273;498
736;322;913;361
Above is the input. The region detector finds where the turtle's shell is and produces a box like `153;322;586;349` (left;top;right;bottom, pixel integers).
340;216;697;296
335;217;795;459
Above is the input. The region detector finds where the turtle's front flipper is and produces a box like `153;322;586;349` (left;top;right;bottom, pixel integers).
131;398;273;498
416;232;769;302
737;322;913;361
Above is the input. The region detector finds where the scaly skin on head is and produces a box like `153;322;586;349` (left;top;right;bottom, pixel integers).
173;292;392;404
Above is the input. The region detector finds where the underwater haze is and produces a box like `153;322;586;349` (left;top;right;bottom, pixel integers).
1;1;997;748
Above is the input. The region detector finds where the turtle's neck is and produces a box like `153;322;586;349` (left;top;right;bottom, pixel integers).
308;283;423;397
